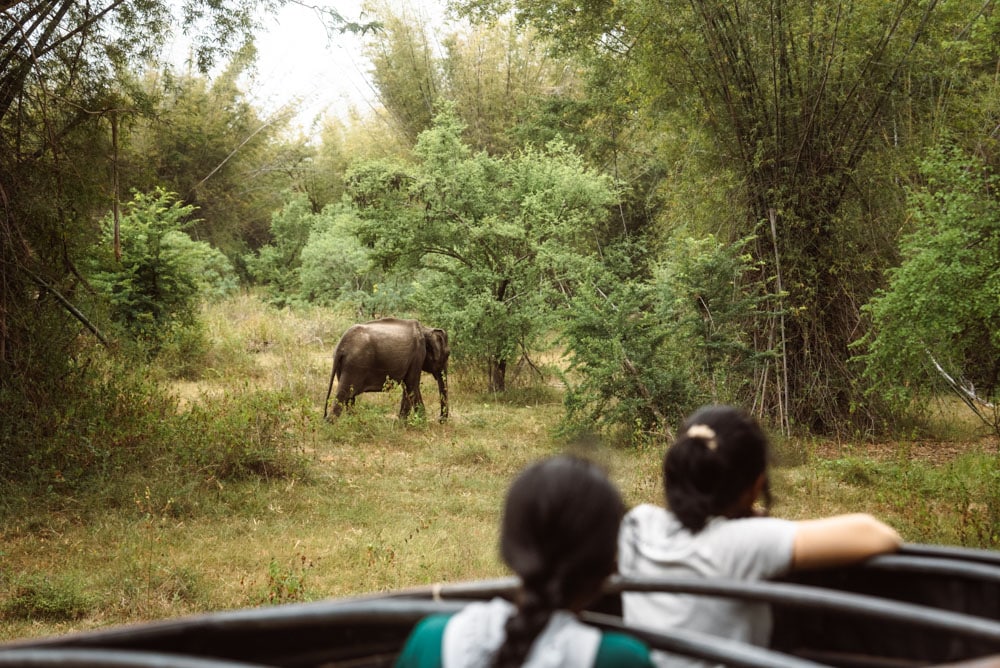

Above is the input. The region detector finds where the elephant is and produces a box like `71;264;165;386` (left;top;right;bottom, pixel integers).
323;318;450;421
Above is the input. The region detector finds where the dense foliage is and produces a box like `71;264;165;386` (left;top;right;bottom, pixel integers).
3;0;1000;639
859;146;1000;435
457;0;998;433
561;235;778;444
0;0;350;483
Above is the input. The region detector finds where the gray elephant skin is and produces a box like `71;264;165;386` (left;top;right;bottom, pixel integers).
323;318;450;421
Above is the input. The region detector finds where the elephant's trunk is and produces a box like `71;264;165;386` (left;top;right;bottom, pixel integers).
437;371;449;420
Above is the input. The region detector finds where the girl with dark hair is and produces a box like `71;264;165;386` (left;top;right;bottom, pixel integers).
618;405;902;668
396;455;654;668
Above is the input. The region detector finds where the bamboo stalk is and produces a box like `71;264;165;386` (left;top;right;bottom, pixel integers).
769;208;790;436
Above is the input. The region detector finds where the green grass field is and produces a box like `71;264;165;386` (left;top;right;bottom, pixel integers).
2;295;997;642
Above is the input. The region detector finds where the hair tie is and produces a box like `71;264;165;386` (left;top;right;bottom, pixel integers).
687;424;718;451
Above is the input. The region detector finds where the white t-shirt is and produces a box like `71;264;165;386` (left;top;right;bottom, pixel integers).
617;504;798;668
442;598;602;667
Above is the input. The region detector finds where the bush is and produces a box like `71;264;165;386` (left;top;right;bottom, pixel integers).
0;342;309;509
857;145;1000;436
561;277;697;446
172;389;310;482
0;346;179;491
2;573;96;621
245;194;313;306
88;188;236;352
155;319;212;381
560;234;776;445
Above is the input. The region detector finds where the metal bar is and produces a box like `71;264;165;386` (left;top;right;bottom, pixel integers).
582;611;831;668
0;648;271;667
861;554;1000;584
609;576;1000;644
897;544;1000;568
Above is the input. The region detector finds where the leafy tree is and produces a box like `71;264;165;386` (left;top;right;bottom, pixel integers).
298;203;411;315
122;53;303;258
658;234;778;408
245;194;314;305
0;0;367;380
247;195;408;314
88;188;235;349
440;20;582;155
304;118;354;210
0;0;267;375
561;268;696;446
858;146;1000;436
363;1;442;143
0;0;361;483
346;106;618;391
298;205;372;306
364;6;598;157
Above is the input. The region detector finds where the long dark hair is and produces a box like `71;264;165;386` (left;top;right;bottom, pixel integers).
493;455;625;668
664;405;772;533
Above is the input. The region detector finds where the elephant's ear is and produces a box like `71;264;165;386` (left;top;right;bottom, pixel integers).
426;329;449;367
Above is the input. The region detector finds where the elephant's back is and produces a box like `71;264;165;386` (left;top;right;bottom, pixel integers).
338;319;419;343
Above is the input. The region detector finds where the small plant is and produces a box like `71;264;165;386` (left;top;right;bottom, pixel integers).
261;555;313;604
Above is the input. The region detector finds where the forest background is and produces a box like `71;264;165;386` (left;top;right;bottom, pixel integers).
1;0;1000;639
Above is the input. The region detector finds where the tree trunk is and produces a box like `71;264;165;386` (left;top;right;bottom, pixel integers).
489;356;506;393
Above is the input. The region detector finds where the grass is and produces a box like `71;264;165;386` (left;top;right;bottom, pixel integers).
1;295;997;641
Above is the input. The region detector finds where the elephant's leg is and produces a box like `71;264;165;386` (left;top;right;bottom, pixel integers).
333;383;357;417
399;382;424;419
398;387;413;418
413;385;425;415
330;397;346;418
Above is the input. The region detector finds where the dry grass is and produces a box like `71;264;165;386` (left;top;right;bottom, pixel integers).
1;295;996;642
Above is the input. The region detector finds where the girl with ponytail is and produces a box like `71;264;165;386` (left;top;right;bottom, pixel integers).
618;405;902;668
396;455;654;668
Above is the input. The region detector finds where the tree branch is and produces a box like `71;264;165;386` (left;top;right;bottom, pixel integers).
24;267;109;347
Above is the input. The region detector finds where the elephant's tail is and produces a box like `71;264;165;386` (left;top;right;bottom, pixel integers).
323;349;343;419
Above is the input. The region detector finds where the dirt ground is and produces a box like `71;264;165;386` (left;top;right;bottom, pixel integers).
808;436;997;466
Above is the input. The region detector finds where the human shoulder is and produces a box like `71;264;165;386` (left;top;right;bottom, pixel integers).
618;504;694;574
595;631;656;668
622;503;675;534
395;613;452;668
705;514;797;537
702;515;798;579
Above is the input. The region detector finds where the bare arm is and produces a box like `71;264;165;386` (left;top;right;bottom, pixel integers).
791;513;902;570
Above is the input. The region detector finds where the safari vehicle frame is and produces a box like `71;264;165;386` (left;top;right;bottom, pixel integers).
2;543;999;667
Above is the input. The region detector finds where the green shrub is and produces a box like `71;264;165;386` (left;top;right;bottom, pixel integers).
560;234;774;445
857;145;1000;435
258;555;313;605
155;319;211;381
3;573;95;621
299;205;373;304
245;194;313;306
173;389;310;481
0;346;178;491
88;188;236;352
561;278;697;446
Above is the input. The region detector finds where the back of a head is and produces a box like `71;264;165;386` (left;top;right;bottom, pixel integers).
664;405;770;533
495;455;625;667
